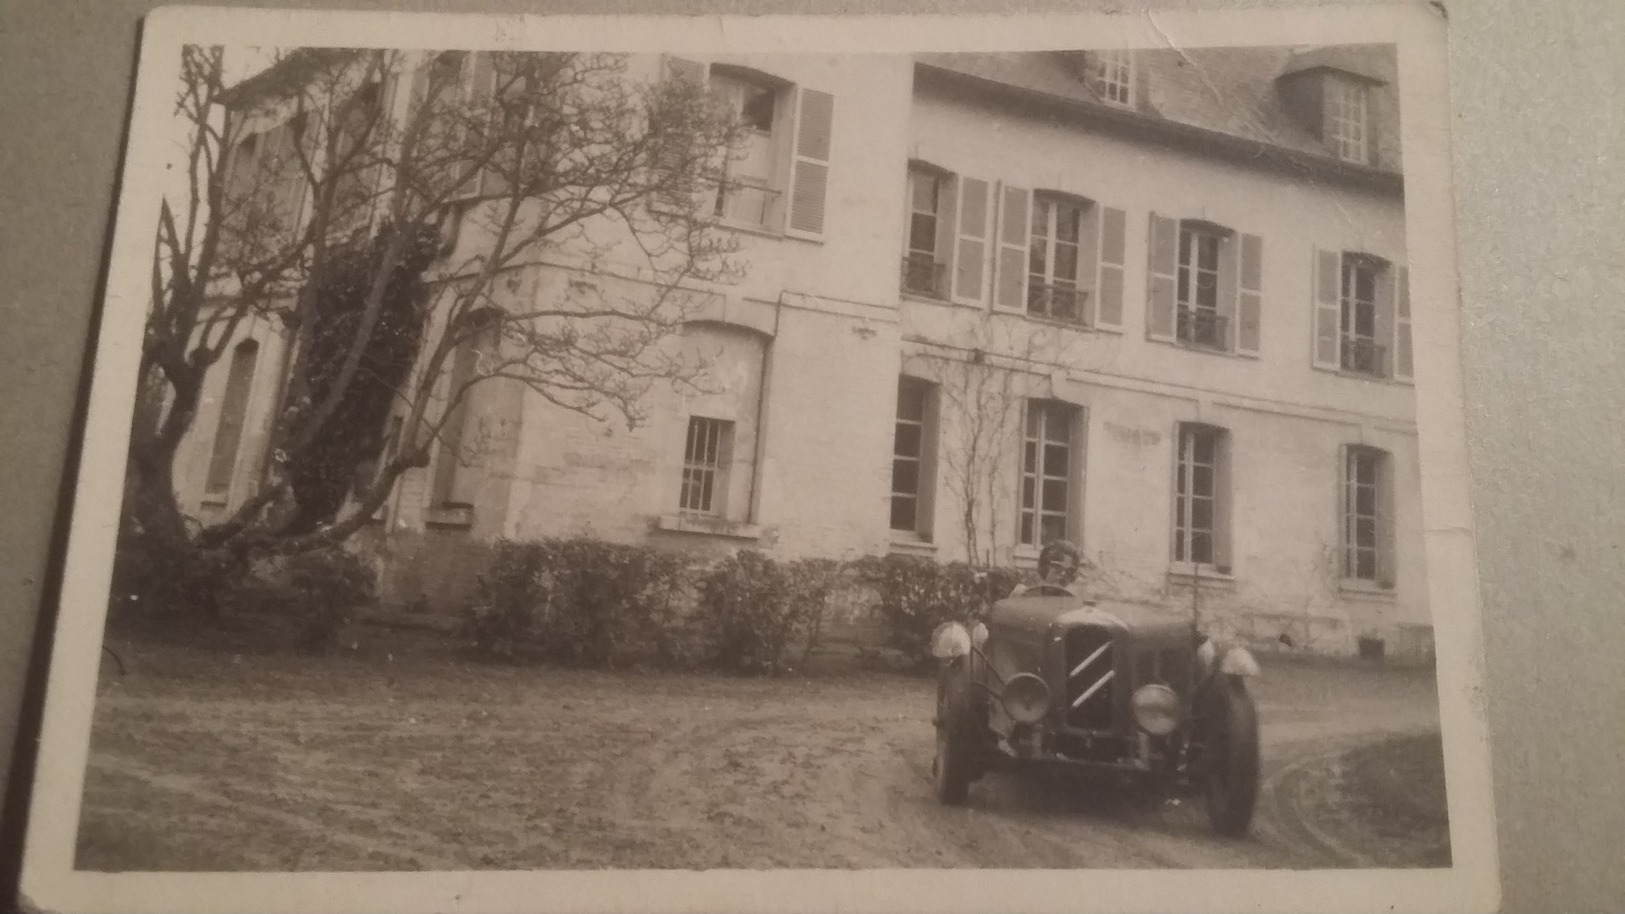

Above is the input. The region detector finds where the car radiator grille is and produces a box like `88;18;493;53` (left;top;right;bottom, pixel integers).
1063;625;1117;731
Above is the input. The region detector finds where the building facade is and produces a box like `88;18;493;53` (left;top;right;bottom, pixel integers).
171;46;1431;659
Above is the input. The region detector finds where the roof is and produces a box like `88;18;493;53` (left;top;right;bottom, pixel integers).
914;46;1403;192
217;48;364;110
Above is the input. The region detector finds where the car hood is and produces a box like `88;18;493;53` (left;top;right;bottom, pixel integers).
991;592;1195;642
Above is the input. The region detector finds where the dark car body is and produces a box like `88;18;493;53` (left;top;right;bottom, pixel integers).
931;584;1262;835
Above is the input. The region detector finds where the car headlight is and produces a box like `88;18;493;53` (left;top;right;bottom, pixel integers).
930;622;972;659
1218;646;1261;677
1001;672;1051;725
1131;683;1181;736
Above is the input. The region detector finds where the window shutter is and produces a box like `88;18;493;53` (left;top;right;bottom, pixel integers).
994;184;1030;312
1376;452;1396;587
952;177;990;304
1237;233;1263;356
933;175;958;296
1146;212;1178;340
1215;431;1234;572
1313;248;1342;369
1336;442;1351;577
1373;261;1396;379
786;87;834;238
1094;206;1126;330
1394;266;1413;382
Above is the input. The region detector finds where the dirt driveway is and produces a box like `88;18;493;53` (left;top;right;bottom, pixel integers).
76;635;1445;871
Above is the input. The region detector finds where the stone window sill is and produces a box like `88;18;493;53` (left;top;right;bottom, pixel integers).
654;513;763;541
887;534;937;557
426;504;474;529
1167;564;1237;591
1339;578;1398;601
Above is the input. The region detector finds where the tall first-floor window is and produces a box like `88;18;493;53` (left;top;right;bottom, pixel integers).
1176;224;1225;349
1340;254;1382;375
204;339;260;497
1342;445;1392;583
1020;400;1081;548
1173;423;1230;568
680;416;734;515
890;377;936;537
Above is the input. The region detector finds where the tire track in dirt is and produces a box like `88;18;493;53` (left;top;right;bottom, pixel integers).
87;754;462;871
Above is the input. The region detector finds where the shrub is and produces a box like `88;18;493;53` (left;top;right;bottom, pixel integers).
109;530;249;624
278;547;377;650
850;555;1022;665
464;538;694;666
695;552;841;674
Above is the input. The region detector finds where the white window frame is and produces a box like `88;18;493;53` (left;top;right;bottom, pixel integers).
1342;445;1389;583
680;416;733;516
1176;224;1225;350
1027;196;1088;324
1340;254;1384;376
1326;76;1370;165
1019;401;1079;548
890;378;935;538
1173;424;1227;569
707;69;786;230
903;168;947;299
1093;50;1136;108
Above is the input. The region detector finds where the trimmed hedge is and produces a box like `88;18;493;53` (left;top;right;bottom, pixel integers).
463;537;1021;673
848;554;1022;665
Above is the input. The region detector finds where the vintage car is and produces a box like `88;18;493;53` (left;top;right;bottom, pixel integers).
929;583;1263;836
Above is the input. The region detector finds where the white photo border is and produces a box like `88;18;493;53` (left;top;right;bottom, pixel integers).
19;5;1497;913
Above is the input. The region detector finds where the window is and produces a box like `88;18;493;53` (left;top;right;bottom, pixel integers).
890;378;936;538
680;417;733;515
1340;254;1383;375
1174;424;1230;569
902;168;948;298
1147;214;1263;355
1313;249;1408;380
1020;401;1081;548
204;340;260;497
1325;76;1370;164
431;317;499;511
1028;196;1089;323
1091;50;1136;107
709;70;784;228
1176;225;1225;349
1342;445;1393;585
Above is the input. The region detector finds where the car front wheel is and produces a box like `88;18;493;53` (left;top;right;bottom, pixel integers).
932;661;979;805
1203;677;1261;836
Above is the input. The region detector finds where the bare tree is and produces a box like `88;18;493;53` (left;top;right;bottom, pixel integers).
126;46;743;614
917;319;1061;566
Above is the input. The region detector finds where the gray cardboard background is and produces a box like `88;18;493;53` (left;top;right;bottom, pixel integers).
1;1;1620;911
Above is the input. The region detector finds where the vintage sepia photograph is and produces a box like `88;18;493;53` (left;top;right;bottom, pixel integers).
17;6;1497;914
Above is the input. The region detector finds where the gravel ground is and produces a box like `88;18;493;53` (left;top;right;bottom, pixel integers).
74;630;1449;871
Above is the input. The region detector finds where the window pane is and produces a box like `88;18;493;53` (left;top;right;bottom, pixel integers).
1056;204;1081;243
1191;532;1213;564
1192;464;1214;497
1041;514;1067;545
1031;200;1050;238
1174;497;1186;528
1026;405;1040;436
911;173;936;213
740;84;775;132
892;459;919;495
1356;550;1377;579
1029;243;1047;277
1355;485;1376;516
893;422;922;456
1023;441;1037;474
1055;242;1078;281
1044;443;1069;473
1021;476;1036;509
909;213;936;253
1356;516;1377;545
1020;511;1036;546
896;382;927;421
1193;433;1215;465
1192;498;1213;531
891;496;916;532
1198;234;1219;270
1042;478;1067;512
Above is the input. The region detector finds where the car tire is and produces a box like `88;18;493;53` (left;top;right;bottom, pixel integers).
932;663;977;805
1204;677;1261;837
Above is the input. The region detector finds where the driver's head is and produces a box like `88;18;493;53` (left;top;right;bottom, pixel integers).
1037;540;1080;585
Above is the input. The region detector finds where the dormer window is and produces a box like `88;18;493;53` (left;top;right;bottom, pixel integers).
1325;75;1370;164
1090;50;1135;108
